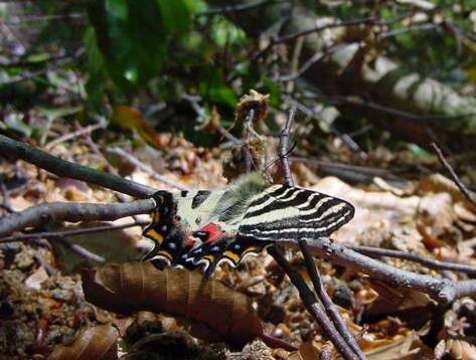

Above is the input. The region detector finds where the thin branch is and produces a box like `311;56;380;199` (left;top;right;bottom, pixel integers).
54;236;106;263
108;148;189;191
0;220;148;243
0;200;155;238
299;240;365;360
351;246;476;276
0;178;14;213
268;245;359;360
255;17;378;59
430;142;476;206
199;0;281;15
279;107;296;187
0;134;156;198
281;238;476;304
44;122;106;151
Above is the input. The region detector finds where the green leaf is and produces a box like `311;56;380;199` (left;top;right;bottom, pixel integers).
156;0;192;33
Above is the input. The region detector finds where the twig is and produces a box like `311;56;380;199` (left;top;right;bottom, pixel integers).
281;238;476;304
199;0;280;15
243;109;257;173
279;107;295;187
283;95;368;160
299;240;365;360
308;94;476;121
0;179;14;213
0;220;148;243
44;122;106;151
0;200;155;238
351;246;476;276
108;148;189;191
268;245;359;360
276;108;364;359
54;236;105;263
430;142;476;206
0;134;156;198
254;17;378;59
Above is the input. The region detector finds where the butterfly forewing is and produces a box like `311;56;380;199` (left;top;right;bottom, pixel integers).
237;185;355;242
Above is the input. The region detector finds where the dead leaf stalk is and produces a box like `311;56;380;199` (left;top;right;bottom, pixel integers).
430;142;476;207
352;245;476;277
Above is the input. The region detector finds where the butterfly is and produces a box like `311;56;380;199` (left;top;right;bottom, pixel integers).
142;173;354;276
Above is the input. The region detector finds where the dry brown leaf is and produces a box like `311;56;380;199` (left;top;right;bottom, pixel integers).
360;330;421;359
49;323;119;360
235;90;269;123
418;174;476;213
82;262;263;346
435;339;476;360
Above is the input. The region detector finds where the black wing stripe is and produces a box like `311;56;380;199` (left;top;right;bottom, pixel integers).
245;185;291;209
244;188;309;219
191;190;212;209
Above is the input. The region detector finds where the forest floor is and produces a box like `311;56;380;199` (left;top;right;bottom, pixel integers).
1;117;476;360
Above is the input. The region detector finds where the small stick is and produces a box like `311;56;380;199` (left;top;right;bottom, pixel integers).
279;107;296;187
352;245;476;276
243;109;257;173
0;179;14;213
300;240;365;360
0;134;155;198
0;220;147;243
108;148;189;191
276;114;365;360
430;142;476;206
54;235;105;263
268;245;358;360
44;122;105;151
0;199;155;238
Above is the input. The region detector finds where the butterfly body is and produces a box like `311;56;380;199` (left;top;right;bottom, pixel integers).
143;173;354;273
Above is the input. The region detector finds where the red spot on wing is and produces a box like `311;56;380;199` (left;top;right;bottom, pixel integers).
200;223;224;243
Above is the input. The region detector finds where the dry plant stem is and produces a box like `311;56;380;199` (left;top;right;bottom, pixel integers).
268;245;359;360
0;220;148;243
282;238;476;304
0;200;155;238
430;142;476;206
277;107;364;359
201;0;276;15
352;246;476;276
279;107;296;187
108;147;189;191
0;134;155;198
243;109;256;172
299;240;365;360
54;235;106;263
44;122;105;151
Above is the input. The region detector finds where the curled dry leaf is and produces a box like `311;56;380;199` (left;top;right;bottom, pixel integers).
435;339;476;360
49;323;119;360
82;262;263;346
235;89;269;123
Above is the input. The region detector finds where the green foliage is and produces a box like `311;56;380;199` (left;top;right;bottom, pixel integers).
83;0;256;122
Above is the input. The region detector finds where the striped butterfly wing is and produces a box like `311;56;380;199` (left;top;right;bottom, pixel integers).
237;184;355;242
180;184;354;273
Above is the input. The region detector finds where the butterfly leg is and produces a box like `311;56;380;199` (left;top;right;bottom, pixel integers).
298;239;365;360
